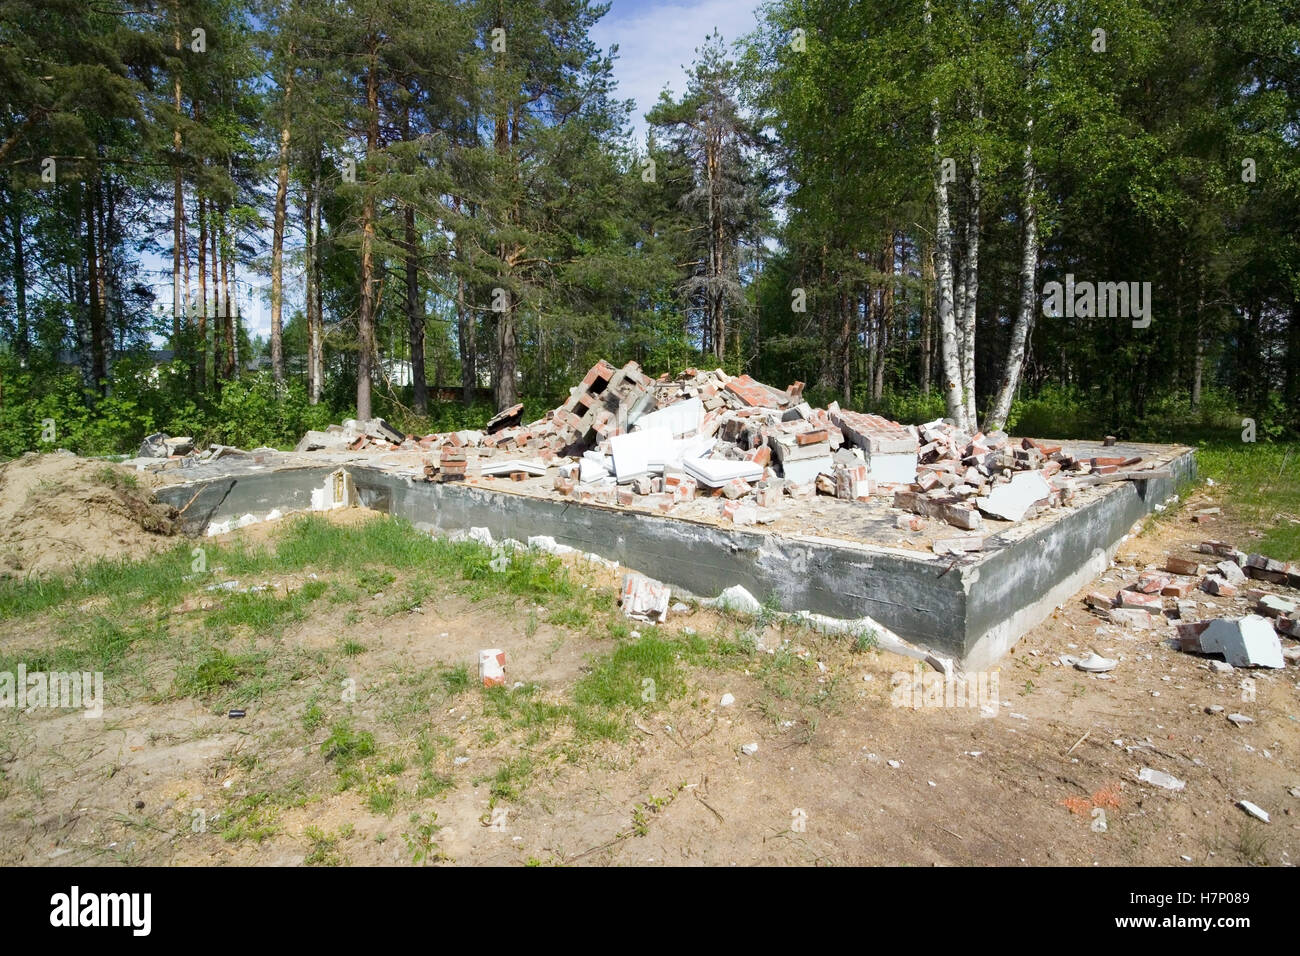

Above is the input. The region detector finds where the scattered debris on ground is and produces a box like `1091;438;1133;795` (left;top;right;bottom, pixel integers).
1084;537;1299;671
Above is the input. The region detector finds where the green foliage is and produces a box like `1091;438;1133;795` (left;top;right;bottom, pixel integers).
320;720;376;765
175;649;266;698
204;376;335;450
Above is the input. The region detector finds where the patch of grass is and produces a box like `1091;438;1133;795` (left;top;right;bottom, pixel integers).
482;684;568;736
24;770;45;801
417;770;455;800
96;465;140;492
574;634;684;713
483;754;535;802
849;625;879;654
1235;820;1269;865
383;578;431;615
355;568;396;595
439;664;470;695
302;702;325;733
547;602;592;629
1196;440;1300;560
320;720;376;768
340;639;366;657
365;777;399;816
303;825;343;866
220;792;281;843
174;649;266;698
204;580;327;635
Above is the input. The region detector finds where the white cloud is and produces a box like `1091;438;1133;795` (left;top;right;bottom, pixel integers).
592;0;763;143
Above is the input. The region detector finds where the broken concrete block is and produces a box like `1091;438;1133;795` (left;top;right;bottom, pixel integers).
786;481;815;501
683;457;763;488
632;397;703;438
1108;607;1157;628
579;456;612;483
1257;594;1298;618
754;480;784;508
779;453;835;485
1238;800;1270;823
478;648;506;687
1085;591;1114;610
896;514;924;532
138;432;170;458
975;471;1052;523
620;572;670;623
1215;560;1247;585
1187;615;1284;668
933;536;984;555
707;584;764;616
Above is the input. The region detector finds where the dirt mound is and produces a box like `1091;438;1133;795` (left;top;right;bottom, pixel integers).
0;452;180;578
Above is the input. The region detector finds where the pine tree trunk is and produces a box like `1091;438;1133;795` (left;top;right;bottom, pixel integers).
405;202;427;414
196;194;207;391
269;45;294;383
84;176;107;396
708;132;725;363
840;289;852;406
454;194;475;406
10;199;28;359
210;202;222;392
1191;273;1204;410
220;207;234;380
171;12;183;347
96;169;114;392
305;152;323;404
356;45;379;420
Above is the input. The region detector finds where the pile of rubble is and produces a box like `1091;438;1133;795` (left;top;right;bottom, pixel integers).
121;433;259;472
288;359;1164;534
1085;540;1300;668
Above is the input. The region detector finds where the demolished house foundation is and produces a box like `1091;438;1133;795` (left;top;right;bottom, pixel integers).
148;360;1197;670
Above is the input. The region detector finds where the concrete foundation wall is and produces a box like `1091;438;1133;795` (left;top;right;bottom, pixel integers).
152;447;1195;667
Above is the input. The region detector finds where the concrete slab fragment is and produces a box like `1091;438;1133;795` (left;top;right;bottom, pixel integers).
1197;615;1284;668
976;471;1052;522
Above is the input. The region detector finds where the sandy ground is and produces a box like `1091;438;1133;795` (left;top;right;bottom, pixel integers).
0;453;177;578
0;482;1295;867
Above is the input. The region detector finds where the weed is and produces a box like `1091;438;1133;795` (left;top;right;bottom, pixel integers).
402;813;446;865
303;825;343;866
174;649;265;698
320;720;376;766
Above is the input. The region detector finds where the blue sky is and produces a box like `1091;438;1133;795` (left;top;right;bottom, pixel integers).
592;0;764;141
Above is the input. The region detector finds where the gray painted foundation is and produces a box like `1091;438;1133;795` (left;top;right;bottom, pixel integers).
154;445;1196;668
